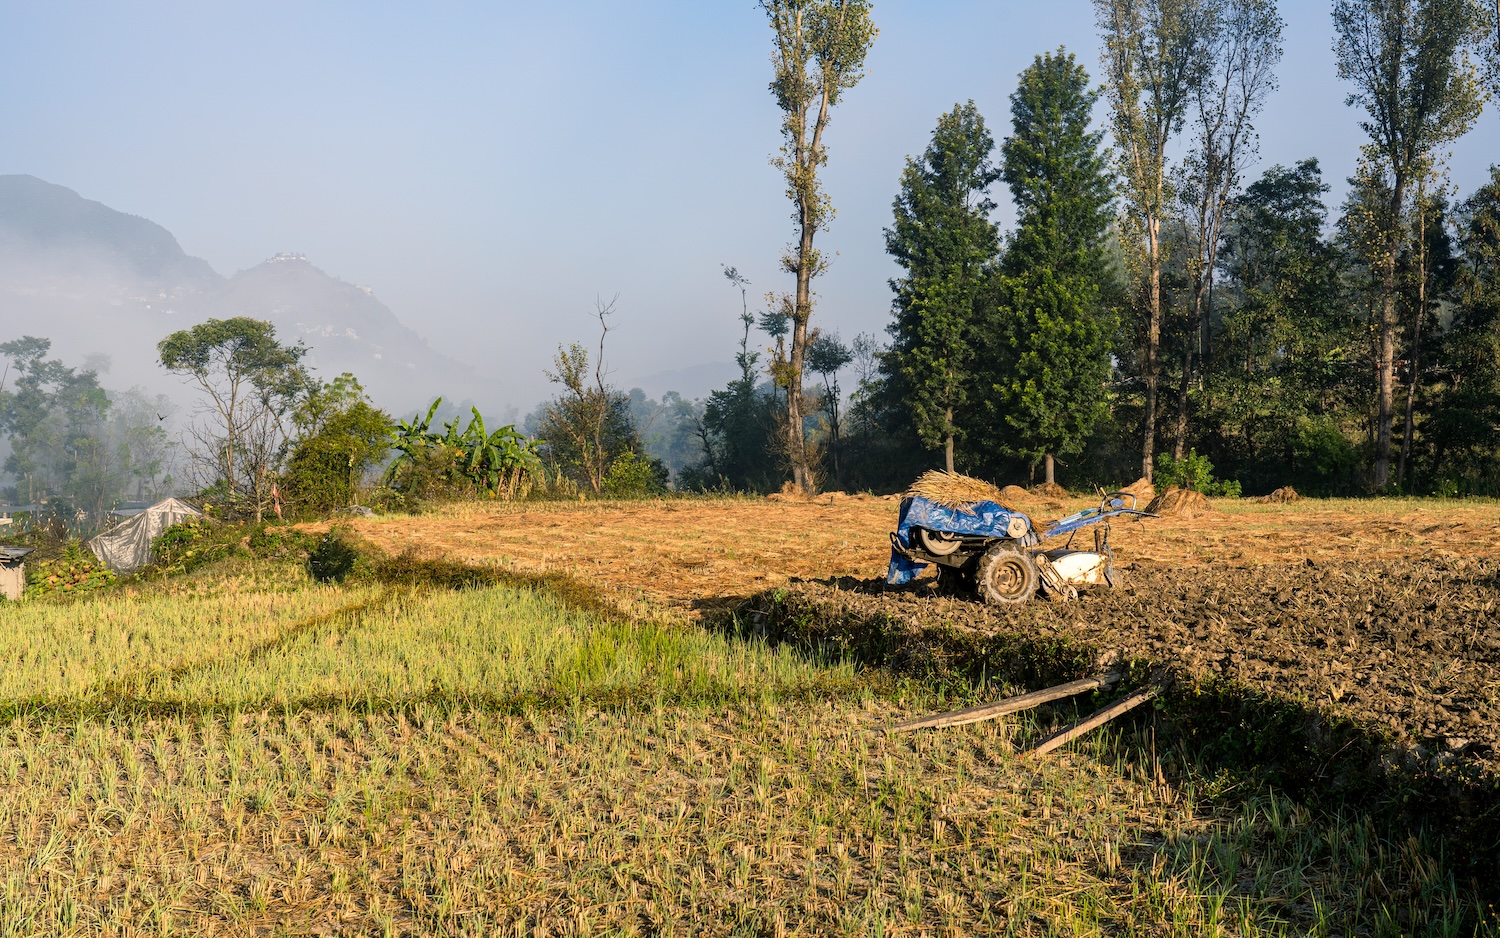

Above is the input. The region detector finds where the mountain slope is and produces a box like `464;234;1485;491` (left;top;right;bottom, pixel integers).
0;176;478;412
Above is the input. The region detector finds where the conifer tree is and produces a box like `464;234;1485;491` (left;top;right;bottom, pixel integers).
986;50;1118;485
883;101;1001;472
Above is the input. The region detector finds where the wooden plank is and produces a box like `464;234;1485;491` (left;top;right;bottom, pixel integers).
884;673;1120;734
1024;685;1160;757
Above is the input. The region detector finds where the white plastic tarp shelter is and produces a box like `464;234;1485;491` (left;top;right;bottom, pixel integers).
88;497;203;574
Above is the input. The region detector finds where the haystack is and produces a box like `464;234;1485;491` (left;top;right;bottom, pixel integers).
997;484;1032;504
1119;478;1155;502
1031;481;1068;499
1145;487;1216;519
1259;486;1301;504
906;470;1005;508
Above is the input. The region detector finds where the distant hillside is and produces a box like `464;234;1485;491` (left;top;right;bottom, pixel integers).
0;174;217;284
185;254;476;403
0;175;478;412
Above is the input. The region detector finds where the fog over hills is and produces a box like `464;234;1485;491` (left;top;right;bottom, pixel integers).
0;175;481;416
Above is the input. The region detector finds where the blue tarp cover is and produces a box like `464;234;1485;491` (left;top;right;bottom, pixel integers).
886;496;1034;586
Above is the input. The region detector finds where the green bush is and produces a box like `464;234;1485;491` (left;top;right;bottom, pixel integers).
246;524;315;560
281;374;393;516
150;519;231;574
603;450;669;498
307;531;359;583
1291;416;1360;492
1155;449;1241;498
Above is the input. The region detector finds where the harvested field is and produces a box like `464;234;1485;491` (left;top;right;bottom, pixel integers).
334;495;1500;615
333;495;1500;839
756;558;1500;773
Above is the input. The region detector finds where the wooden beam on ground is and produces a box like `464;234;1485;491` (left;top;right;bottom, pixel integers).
884;673;1120;734
1024;684;1160;757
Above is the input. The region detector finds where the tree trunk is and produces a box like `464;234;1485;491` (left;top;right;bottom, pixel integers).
1044;452;1055;485
944;406;955;473
787;216;814;494
1398;189;1427;488
1141;216;1162;482
1374;176;1406;491
1173;343;1192;461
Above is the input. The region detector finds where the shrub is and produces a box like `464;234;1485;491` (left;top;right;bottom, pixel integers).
150;519;231;574
247;524;315;560
281;374;393;516
603;450;669;498
1155;449;1241;498
307;531;359;583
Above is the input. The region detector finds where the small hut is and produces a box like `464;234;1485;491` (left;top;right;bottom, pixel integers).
88;497;203;574
0;546;33;601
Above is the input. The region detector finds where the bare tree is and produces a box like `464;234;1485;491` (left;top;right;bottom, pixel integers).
1095;0;1217;481
761;0;877;494
1170;0;1283;458
540;297;632;493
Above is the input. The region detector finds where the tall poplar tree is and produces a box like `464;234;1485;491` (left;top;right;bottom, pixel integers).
1333;0;1485;488
1095;0;1216;481
1169;0;1283;458
988;50;1119;485
761;0;877;494
883;101;1001;472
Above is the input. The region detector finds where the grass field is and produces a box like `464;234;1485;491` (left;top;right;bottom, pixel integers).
3;495;1499;935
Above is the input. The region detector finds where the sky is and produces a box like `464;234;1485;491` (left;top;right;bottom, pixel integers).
5;0;1499;414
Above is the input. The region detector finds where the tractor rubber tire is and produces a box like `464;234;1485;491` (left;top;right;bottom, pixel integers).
935;563;976;595
975;543;1038;606
915;527;962;556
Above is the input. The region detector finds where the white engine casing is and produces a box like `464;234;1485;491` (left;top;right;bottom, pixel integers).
1039;549;1110;587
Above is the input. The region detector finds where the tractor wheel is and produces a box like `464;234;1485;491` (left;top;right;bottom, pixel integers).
915;527;962;556
975;544;1038;606
935;563;975;594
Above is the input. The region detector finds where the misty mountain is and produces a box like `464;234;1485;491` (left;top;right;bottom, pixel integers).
0;174;478;414
184;253;478;408
0;175;218;285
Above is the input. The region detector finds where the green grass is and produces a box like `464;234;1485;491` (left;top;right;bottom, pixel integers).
0;586;379;700
0;567;1494;935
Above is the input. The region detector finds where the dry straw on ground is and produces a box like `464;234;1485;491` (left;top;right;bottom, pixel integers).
1260;486;1302;504
1031;481;1068;499
1146;488;1217;519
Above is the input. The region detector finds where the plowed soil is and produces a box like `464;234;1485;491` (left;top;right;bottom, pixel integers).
336;495;1500;771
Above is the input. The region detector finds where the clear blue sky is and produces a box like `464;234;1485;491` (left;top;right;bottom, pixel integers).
5;1;1498;412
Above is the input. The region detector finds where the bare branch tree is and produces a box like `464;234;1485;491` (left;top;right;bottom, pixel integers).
1170;0;1283;458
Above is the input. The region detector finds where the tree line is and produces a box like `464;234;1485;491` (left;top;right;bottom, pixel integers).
8;0;1500;519
686;0;1500;497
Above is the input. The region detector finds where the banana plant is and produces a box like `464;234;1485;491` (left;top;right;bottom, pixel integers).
385;398;541;497
456;407;541;495
384;398;446;484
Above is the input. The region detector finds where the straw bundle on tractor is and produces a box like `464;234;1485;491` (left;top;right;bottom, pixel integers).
905;470;1006;509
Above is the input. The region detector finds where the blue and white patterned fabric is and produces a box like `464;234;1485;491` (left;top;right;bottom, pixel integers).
885;496;1035;586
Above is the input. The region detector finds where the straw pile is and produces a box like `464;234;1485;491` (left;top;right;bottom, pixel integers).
1031;481;1068;498
1119;478;1155;502
1259;486;1302;504
1145;487;1217;519
997;485;1032;503
906;470;1006;508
